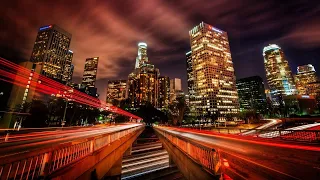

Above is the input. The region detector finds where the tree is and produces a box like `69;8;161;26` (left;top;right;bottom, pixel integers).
24;100;49;128
168;96;187;126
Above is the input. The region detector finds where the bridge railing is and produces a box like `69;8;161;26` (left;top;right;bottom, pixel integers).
154;127;222;176
0;125;143;180
182;127;320;143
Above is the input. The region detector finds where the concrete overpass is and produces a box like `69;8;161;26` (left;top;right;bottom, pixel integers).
0;124;144;179
155;126;320;180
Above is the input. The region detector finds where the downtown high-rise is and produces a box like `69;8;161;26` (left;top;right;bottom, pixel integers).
127;42;159;108
263;44;297;103
30;24;72;84
188;22;239;117
170;78;183;102
158;76;170;109
236;76;267;113
106;80;127;104
294;64;318;95
82;57;99;87
62;50;74;84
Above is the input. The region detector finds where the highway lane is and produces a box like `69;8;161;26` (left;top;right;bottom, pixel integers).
0;124;141;158
242;118;282;135
158;127;320;180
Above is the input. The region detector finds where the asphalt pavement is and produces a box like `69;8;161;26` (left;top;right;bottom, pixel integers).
158;127;320;180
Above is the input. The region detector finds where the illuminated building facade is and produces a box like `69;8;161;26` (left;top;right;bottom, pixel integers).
82;57;99;87
263;44;297;103
186;51;195;103
306;81;320;106
128;43;159;108
30;24;72;84
236;76;266;113
294;64;318;95
158;76;170;109
62;50;74;84
189;22;239;116
106;80;127;104
135;42;148;69
170;78;183;102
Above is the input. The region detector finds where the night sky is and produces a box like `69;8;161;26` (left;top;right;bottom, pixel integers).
1;0;319;101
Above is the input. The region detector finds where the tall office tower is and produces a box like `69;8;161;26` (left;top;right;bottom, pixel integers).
263;44;297;103
189;22;239;116
30;24;72;84
106;80;127;104
294;64;318;95
236;76;267;113
135;42;148;69
128;43;159;108
186;50;195;99
170;78;183;102
82;57;99;87
158;76;170;109
63;50;74;84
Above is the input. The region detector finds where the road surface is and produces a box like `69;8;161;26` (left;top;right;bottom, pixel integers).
158;126;320;180
0;124;141;158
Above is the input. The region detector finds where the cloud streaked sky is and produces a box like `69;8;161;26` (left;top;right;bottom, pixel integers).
0;0;320;100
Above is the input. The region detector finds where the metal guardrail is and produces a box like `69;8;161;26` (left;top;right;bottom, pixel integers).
183;127;320;143
154;127;222;176
0;125;143;180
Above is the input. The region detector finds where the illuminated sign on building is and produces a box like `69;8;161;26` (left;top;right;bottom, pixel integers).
39;25;52;31
208;25;223;33
301;95;310;99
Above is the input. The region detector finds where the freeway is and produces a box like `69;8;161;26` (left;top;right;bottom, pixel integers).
157;126;320;180
0;124;141;158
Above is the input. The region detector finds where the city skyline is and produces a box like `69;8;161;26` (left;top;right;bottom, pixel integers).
0;0;319;101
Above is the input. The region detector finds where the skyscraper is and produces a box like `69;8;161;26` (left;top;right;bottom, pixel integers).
170;78;183;102
263;44;297;103
128;43;159;107
135;42;148;69
82;57;99;87
294;64;318;95
189;22;239;117
186;50;195;101
106;80;127;104
63;50;74;84
30;24;72;84
236;76;267;113
158;76;170;109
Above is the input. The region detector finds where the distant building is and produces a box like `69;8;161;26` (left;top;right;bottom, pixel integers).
135;42;148;69
294;64;318;95
236;76;267;113
158;76;170;109
186;51;195;106
127;42;159;108
69;82;99;98
170;78;182;102
82;57;99;87
263;44;297;104
30;24;72;84
106;80;127;104
188;22;239;117
62;50;74;84
306;81;320;107
284;95;317;115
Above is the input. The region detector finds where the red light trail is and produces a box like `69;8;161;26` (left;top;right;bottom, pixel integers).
0;58;141;119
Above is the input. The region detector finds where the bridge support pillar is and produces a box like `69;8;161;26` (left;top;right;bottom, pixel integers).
124;146;132;156
169;154;175;167
104;156;123;180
